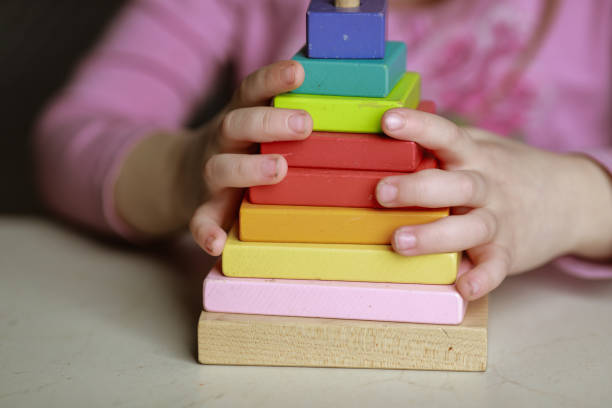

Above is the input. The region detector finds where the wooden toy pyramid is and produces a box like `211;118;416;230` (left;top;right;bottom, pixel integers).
198;0;487;371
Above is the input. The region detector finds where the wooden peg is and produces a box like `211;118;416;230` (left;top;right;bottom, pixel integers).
335;0;360;8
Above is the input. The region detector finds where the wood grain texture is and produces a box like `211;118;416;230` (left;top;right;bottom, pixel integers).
198;296;488;371
335;0;360;7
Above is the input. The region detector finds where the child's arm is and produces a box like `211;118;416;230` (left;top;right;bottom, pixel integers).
114;60;312;250
34;1;306;240
375;108;612;300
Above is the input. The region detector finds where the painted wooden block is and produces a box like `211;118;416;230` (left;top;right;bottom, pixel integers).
249;155;437;208
292;41;406;97
222;226;459;284
417;100;437;114
274;72;420;133
239;199;448;244
260;100;435;172
197;296;488;370
261;131;422;172
204;265;466;324
307;0;387;59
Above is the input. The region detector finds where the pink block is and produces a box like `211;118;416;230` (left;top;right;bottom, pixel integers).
203;265;467;325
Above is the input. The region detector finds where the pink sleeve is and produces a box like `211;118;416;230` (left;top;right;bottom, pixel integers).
34;0;238;239
518;1;612;279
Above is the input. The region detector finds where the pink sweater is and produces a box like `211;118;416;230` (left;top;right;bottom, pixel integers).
35;0;612;278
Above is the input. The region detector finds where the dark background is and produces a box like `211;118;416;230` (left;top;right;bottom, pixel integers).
0;1;127;213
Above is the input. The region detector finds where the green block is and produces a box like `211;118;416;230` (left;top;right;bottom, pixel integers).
291;41;407;97
274;72;421;133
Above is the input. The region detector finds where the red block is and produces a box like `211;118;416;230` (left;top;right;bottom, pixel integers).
261;132;423;172
249;156;438;208
260;100;437;172
417;100;436;114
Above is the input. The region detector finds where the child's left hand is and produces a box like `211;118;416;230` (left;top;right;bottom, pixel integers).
376;108;612;300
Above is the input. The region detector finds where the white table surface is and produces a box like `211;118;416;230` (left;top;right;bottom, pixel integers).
1;216;611;408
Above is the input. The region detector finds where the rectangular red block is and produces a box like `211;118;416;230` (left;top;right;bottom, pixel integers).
261;132;423;172
417;100;436;114
260;100;436;172
249;156;437;208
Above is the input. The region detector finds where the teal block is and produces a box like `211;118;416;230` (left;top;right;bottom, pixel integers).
291;41;407;98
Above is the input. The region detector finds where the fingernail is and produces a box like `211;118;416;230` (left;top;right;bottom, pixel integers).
262;158;279;178
385;113;405;131
468;280;480;297
282;66;295;84
205;236;216;254
395;231;416;251
288;113;306;133
378;182;398;203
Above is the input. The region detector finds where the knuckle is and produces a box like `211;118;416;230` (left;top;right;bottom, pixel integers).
411;176;432;204
457;172;477;203
475;209;497;242
501;246;513;271
263;66;276;88
203;156;218;185
260;109;275;135
422;225;448;249
447;125;464;146
235;158;251;179
189;214;204;240
218;111;234;141
235;77;251;105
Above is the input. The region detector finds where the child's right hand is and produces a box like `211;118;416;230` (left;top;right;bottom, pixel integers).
188;61;312;255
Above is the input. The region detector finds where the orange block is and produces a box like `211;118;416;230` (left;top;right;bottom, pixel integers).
239;199;448;244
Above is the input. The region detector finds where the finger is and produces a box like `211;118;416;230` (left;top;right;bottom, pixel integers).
456;244;511;300
190;201;227;256
204;153;287;193
190;190;242;256
458;257;474;278
391;208;497;256
376;169;488;208
381;108;474;165
230;60;305;108
219;107;312;151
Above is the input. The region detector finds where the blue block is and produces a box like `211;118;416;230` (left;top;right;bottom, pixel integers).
292;41;406;97
307;0;387;59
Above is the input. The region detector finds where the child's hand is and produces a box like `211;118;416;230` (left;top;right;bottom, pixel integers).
376;108;612;300
188;61;312;256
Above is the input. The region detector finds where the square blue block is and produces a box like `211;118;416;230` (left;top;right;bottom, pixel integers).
292;41;406;97
307;0;387;59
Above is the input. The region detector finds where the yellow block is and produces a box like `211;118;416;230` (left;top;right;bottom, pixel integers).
274;72;420;133
239;200;448;244
223;226;459;284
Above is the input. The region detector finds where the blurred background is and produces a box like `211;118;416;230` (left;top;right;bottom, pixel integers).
0;1;127;213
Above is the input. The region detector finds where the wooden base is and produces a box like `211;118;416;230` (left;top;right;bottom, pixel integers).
198;296;488;371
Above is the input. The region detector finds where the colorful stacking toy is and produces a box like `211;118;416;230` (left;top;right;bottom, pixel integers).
198;0;488;371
